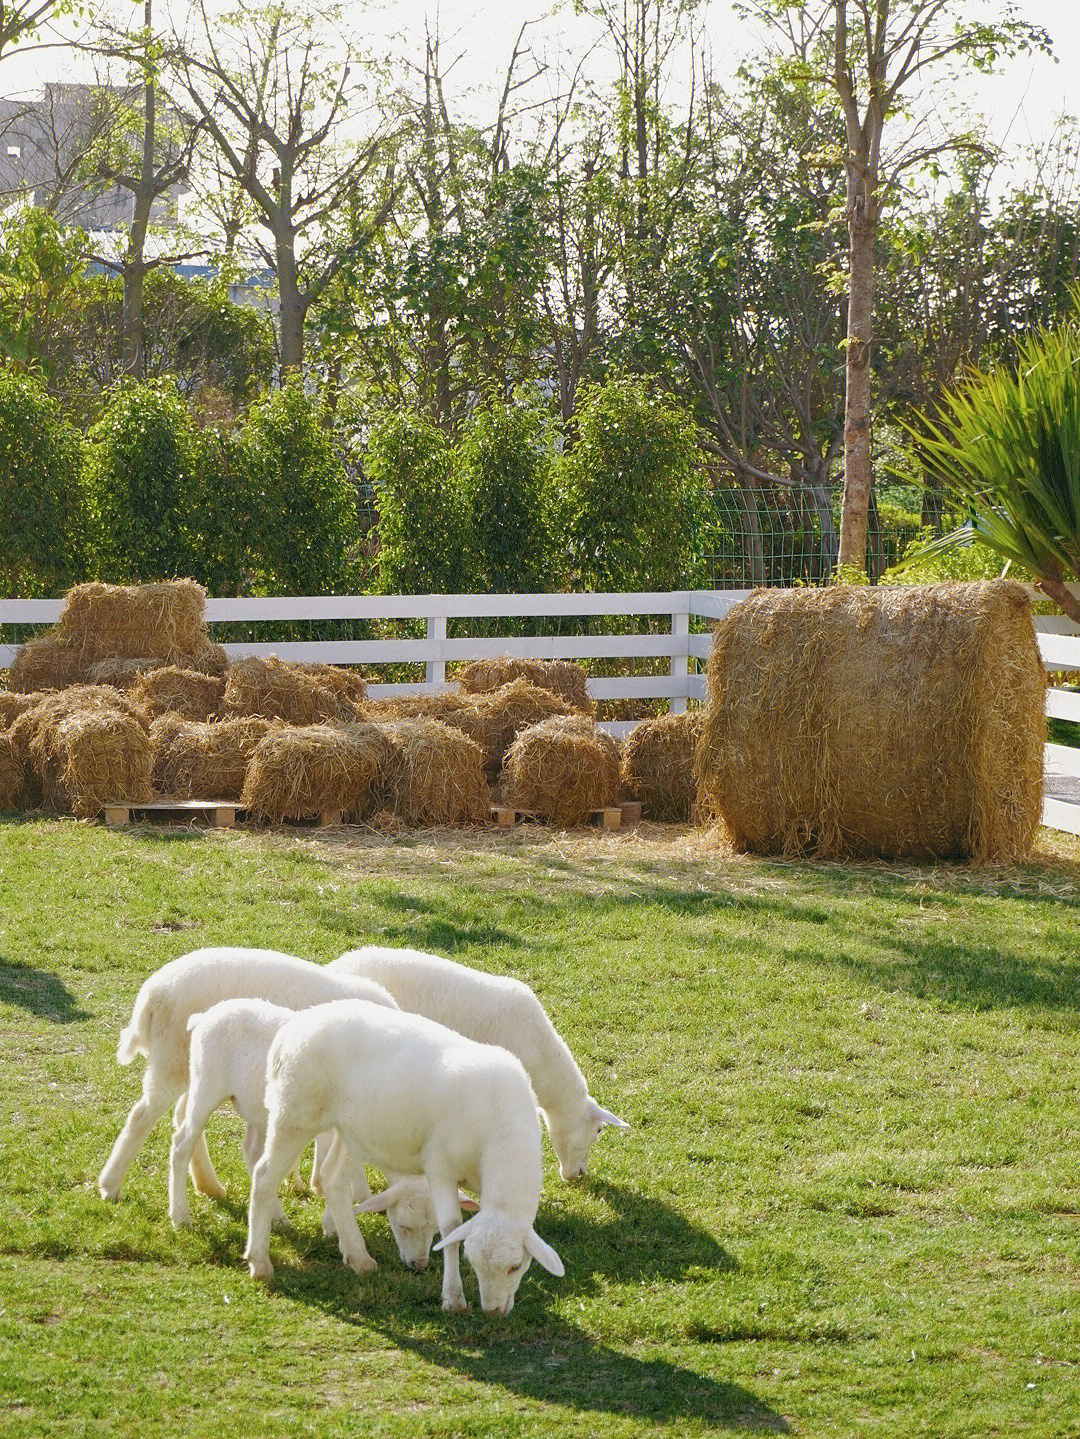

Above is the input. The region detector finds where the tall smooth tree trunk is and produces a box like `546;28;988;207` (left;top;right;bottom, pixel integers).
837;210;876;570
122;0;155;379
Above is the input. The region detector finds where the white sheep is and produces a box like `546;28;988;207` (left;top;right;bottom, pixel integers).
98;946;397;1205
245;999;565;1314
172;996;460;1271
328;946;628;1179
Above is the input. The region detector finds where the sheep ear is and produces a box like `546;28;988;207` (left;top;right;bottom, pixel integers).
588;1098;630;1130
525;1229;565;1277
457;1190;480;1213
355;1180;406;1214
433;1216;478;1251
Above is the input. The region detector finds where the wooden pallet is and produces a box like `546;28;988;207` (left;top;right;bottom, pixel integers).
490;803;635;831
103;799;239;829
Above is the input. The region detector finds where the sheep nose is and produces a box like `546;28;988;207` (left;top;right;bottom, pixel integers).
409;1258;427;1272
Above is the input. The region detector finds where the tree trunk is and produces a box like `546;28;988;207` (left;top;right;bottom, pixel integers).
837;212;876;570
1037;576;1080;626
276;233;305;373
122;0;155;380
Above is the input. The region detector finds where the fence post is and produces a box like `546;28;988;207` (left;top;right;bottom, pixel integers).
669;608;689;714
426;614;447;687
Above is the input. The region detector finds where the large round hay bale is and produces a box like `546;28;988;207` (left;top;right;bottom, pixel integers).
695;580;1046;863
223;656;354;726
456;656;590;711
0;732;25;810
135;667;226;722
151;714;274;800
29;708;153;817
241;723;393;824
9;635;83;693
621;709;703;821
382;719;490;827
57;580;208;664
504;714;620;826
446;679;574;770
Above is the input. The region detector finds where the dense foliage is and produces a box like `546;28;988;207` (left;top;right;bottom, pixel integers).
366;411;468;595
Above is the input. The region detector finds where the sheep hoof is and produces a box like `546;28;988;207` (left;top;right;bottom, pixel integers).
344;1251;377;1275
193;1177;228;1201
322;1211;337;1238
97;1175;121;1202
169;1209;192;1229
247;1257;274;1282
443;1292;469;1314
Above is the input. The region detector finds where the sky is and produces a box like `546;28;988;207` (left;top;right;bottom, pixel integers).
3;0;1078;179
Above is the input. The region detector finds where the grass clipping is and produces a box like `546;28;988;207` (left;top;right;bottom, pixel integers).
456;656;590;711
382;719;490;827
242;722;393;823
505;714;620;826
695;580;1046;863
151;715;274;800
223;657;358;726
622;709;703;822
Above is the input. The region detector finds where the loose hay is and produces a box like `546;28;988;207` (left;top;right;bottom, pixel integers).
242;722;393;824
57;580;208;664
504;714;621;826
0;732;24;810
621;709;703;822
29;708;153;817
382;719;490;827
456;656;590;711
85;657;165;690
695;580;1046;863
9;635;84;693
223;656;355;726
151;715;274;800
135;667;226;722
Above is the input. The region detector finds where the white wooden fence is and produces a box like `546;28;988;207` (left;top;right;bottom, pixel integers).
2;587;1079;835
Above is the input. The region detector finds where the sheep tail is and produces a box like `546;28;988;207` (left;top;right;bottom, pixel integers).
116;992;154;1065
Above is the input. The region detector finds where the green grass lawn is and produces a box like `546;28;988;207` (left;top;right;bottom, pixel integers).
1;819;1079;1438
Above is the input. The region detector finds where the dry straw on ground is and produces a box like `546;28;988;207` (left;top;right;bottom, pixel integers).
456;656;590;711
382;718;490;827
0;732;24;810
241;722;393;823
504;714;621;826
621;709;703;822
223;656;355;726
135;667;226;723
695;580;1046;863
29;708;153;817
151;714;274;800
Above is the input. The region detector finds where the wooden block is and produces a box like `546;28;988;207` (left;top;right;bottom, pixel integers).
491;806;517;828
600;807;622;830
619;801;643;825
213;806;237;829
104;805;130;827
321;809;343;827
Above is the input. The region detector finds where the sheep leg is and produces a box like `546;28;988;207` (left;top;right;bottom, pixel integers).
243;1125;286;1228
169;1085;224;1226
321;1138;376;1275
98;1067;176;1201
187;1130;227;1200
244;1121;309;1282
320;1132;372;1235
429;1176;468;1313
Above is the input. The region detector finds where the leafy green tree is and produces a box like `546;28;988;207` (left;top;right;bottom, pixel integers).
0;209;86;374
457;395;558;593
557;377;706;591
366;410;468;593
237;379;356;593
0;369;86;594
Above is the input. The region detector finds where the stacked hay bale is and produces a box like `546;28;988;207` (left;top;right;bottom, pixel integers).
135;667;225;723
241;722;392;824
695;580;1046;863
9;580;227;693
151;715;274;800
505;714;620;826
222;656;358;726
0;732;24;810
456;655;590;711
382;719;490;827
441;680;575;771
10;685;153;816
622;709;702;822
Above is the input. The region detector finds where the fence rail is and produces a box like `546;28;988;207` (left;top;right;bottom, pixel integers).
3;587;1079;831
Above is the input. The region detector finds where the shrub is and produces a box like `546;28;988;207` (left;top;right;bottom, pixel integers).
457;395;558;592
0;369;86;594
237;379;356;593
557;377;706;591
367;410;469;593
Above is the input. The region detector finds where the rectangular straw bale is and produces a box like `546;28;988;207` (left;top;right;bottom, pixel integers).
57;580;208;663
292;662;368;710
9;635;84;693
8;684;150;767
135;666;226;722
445;680;574;770
0;691;54;732
621;709;702;821
241;722;393;823
695;580;1046;863
504;714;620;826
382;718;490;827
86;657;165;690
30;708;153;817
222;656;355;726
0;732;25;810
151;714;274;800
456;656;590;711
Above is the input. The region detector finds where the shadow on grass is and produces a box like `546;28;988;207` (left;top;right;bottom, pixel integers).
0;957;90;1022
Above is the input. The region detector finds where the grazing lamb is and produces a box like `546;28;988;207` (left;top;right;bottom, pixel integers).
328;946;628;1179
98;947;397;1204
173;997;455;1271
245;999;565;1314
